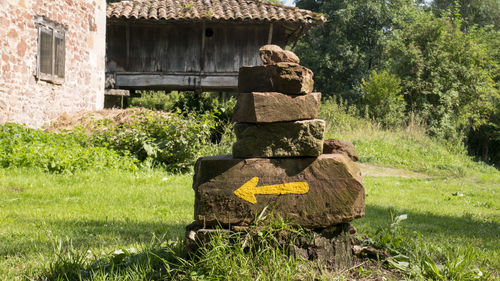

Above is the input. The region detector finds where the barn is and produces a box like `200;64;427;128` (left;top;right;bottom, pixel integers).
105;0;325;93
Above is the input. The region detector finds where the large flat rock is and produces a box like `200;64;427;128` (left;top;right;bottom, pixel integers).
238;63;314;95
233;119;325;158
233;92;321;123
193;154;365;229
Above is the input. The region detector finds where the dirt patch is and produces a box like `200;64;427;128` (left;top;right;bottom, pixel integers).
359;163;429;178
47;108;173;133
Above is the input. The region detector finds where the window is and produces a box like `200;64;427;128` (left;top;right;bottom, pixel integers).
205;27;214;37
35;16;65;84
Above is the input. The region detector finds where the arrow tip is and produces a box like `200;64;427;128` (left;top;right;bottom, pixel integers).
234;177;259;204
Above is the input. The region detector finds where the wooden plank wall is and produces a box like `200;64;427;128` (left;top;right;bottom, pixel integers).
203;24;266;72
106;22;288;76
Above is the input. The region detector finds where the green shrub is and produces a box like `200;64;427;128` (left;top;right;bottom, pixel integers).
170;92;236;143
130;91;236;123
0;123;138;173
86;109;215;173
130;91;237;144
361;70;406;127
201;121;235;156
129;90;177;111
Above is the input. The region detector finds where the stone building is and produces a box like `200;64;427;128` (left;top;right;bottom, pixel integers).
0;0;106;128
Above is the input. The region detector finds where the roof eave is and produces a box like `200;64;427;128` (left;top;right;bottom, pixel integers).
106;16;324;27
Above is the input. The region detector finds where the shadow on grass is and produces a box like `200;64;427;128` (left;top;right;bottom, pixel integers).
355;204;500;245
0;219;188;257
48;218;187;239
42;232;188;281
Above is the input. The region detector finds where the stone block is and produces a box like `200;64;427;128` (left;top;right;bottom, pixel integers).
292;223;352;270
259;44;300;65
238;63;314;95
232;119;325;158
232;92;321;123
323;139;359;161
193;154;365;229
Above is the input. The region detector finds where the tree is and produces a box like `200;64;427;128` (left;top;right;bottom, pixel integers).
385;8;499;142
294;0;499;163
431;0;500;30
361;70;405;127
294;0;407;101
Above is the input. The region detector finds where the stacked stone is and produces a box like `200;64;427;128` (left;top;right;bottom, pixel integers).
187;45;365;268
233;45;323;158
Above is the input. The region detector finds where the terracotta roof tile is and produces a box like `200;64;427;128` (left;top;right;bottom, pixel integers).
107;0;326;25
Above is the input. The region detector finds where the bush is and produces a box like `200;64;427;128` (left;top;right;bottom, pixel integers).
130;91;236;122
130;91;237;143
129;90;176;111
361;70;406;127
0;123;138;173
85;109;216;173
200;121;235;156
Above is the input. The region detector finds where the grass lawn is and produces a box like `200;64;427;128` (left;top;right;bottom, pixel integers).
0;169;193;279
1;118;499;280
1;166;498;279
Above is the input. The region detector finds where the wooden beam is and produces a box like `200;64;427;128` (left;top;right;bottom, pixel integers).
126;23;130;66
114;73;238;90
105;89;130;96
267;23;273;44
200;22;206;72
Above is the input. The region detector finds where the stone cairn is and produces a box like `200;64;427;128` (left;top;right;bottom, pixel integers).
186;45;365;269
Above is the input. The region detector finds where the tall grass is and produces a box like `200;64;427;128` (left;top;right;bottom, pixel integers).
320;97;496;176
39;221;329;281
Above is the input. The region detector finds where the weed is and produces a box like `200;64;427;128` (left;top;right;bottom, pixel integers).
0;123;137;173
44;238;90;280
86;109;215;173
360;207;493;281
38;222;322;281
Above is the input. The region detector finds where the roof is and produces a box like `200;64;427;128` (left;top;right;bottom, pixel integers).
106;0;326;25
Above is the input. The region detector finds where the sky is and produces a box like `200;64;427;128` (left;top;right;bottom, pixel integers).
282;0;295;7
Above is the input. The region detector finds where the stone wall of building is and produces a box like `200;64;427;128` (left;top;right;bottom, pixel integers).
0;0;106;128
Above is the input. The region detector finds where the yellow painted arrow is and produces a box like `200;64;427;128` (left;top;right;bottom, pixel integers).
234;177;309;204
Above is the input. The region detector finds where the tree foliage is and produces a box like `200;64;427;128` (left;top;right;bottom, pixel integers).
385;8;499;141
295;0;499;164
431;0;500;29
294;0;405;100
361;70;405;127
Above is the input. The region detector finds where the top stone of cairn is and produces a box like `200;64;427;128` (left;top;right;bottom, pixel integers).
259;45;300;65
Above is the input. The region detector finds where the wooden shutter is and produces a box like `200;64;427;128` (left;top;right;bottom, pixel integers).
39;27;53;76
54;31;65;78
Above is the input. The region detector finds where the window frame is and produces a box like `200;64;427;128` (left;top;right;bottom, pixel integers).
35;16;66;84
